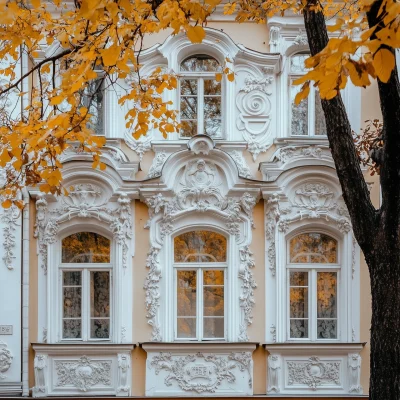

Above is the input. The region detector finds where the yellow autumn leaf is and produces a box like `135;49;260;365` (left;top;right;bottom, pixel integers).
372;48;395;83
50;96;64;105
294;82;310;105
215;73;222;82
1;199;12;209
227;73;235;82
186;26;206;44
100;44;120;67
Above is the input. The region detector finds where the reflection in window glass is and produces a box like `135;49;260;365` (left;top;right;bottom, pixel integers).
317;272;337;339
290;233;337;263
177;271;197;338
174;231;227;262
62;232;110;263
203;270;224;338
90;271;110;339
63;271;82;339
80;79;104;135
180;55;220;72
289;271;309;339
291;82;308;136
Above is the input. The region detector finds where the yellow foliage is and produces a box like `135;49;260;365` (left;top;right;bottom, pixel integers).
0;0;399;205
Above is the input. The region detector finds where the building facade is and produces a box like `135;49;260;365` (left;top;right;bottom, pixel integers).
0;11;383;398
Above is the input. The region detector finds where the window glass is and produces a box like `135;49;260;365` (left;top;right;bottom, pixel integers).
80;79;104;135
174;231;227;262
203;270;224;338
90;271;110;339
180;55;220;72
62;232;110;263
317;271;337;339
290;82;308;136
62;271;82;339
314;90;327;135
177;271;197;338
289;233;337;263
289;271;309;339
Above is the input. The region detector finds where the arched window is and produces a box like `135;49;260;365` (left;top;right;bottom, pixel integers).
61;232;112;341
179;55;222;138
288;232;339;341
174;230;227;340
289;53;326;136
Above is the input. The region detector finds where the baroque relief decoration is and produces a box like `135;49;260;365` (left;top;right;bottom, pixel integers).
34;185;133;274
33;355;47;396
1;205;20;270
236;74;274;161
229;151;252;179
55;356;112;391
0;341;13;379
267;355;280;393
117;354;131;394
348;354;362;393
147;151;168;179
149;352;252;393
287;357;340;390
125;135;152;161
272;145;330;164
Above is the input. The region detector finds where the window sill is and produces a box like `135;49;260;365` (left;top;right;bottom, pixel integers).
140;341;258;352
263;342;366;353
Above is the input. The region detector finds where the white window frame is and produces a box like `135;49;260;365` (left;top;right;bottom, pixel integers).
58;232;114;342
179;62;224;138
59;266;113;342
285;232;341;342
173;262;228;341
289;53;326;137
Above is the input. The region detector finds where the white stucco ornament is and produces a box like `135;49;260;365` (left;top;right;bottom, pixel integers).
0;341;13;379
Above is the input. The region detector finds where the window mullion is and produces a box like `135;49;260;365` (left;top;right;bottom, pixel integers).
198;268;202;341
198;78;204;135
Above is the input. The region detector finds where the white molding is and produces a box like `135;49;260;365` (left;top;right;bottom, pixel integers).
142;342;256;396
32;344;134;397
265;343;364;395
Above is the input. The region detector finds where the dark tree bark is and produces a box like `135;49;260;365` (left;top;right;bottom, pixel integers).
303;2;400;399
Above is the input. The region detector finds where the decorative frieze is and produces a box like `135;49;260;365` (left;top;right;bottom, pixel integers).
33;354;47;397
287;357;340;390
348;354;362;393
1;206;20;270
55;356;112;391
267;355;280;393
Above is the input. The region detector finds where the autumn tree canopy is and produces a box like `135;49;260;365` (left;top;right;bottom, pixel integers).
0;0;398;206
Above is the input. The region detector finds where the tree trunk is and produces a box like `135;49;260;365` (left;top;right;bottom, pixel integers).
303;1;400;399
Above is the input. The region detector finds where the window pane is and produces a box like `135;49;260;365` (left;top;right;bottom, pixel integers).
317;320;337;339
289;271;308;286
181;97;197;119
180;79;198;95
290;319;308;339
62;232;110;263
205;119;222;137
203;270;224;285
90;319;110;339
177;271;197;317
204;287;224;317
204;79;221;95
290;288;308;318
203;317;224;338
90;271;110;318
63;287;82;318
317;272;337;318
290;233;337;263
180;55;220;72
290;83;308;136
180;120;197;137
63;271;81;286
177;318;197;338
204;97;221;119
315;90;327;135
80;79;104;135
174;231;227;263
290;54;308;73
63;320;82;339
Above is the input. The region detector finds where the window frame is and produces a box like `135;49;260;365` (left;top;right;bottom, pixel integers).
173;230;228;341
59;232;113;342
178;56;224;139
288;53;327;137
286;231;341;342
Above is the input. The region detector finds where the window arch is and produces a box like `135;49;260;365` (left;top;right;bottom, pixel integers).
287;232;339;341
179;54;222;138
289;52;326;137
60;231;112;341
173;230;227;340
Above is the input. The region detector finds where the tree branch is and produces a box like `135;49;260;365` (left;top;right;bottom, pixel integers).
303;1;377;251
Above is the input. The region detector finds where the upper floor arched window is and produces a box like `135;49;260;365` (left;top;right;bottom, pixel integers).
61;232;112;341
287;232;339;341
179;55;222;138
173;230;227;340
289;53;326;137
